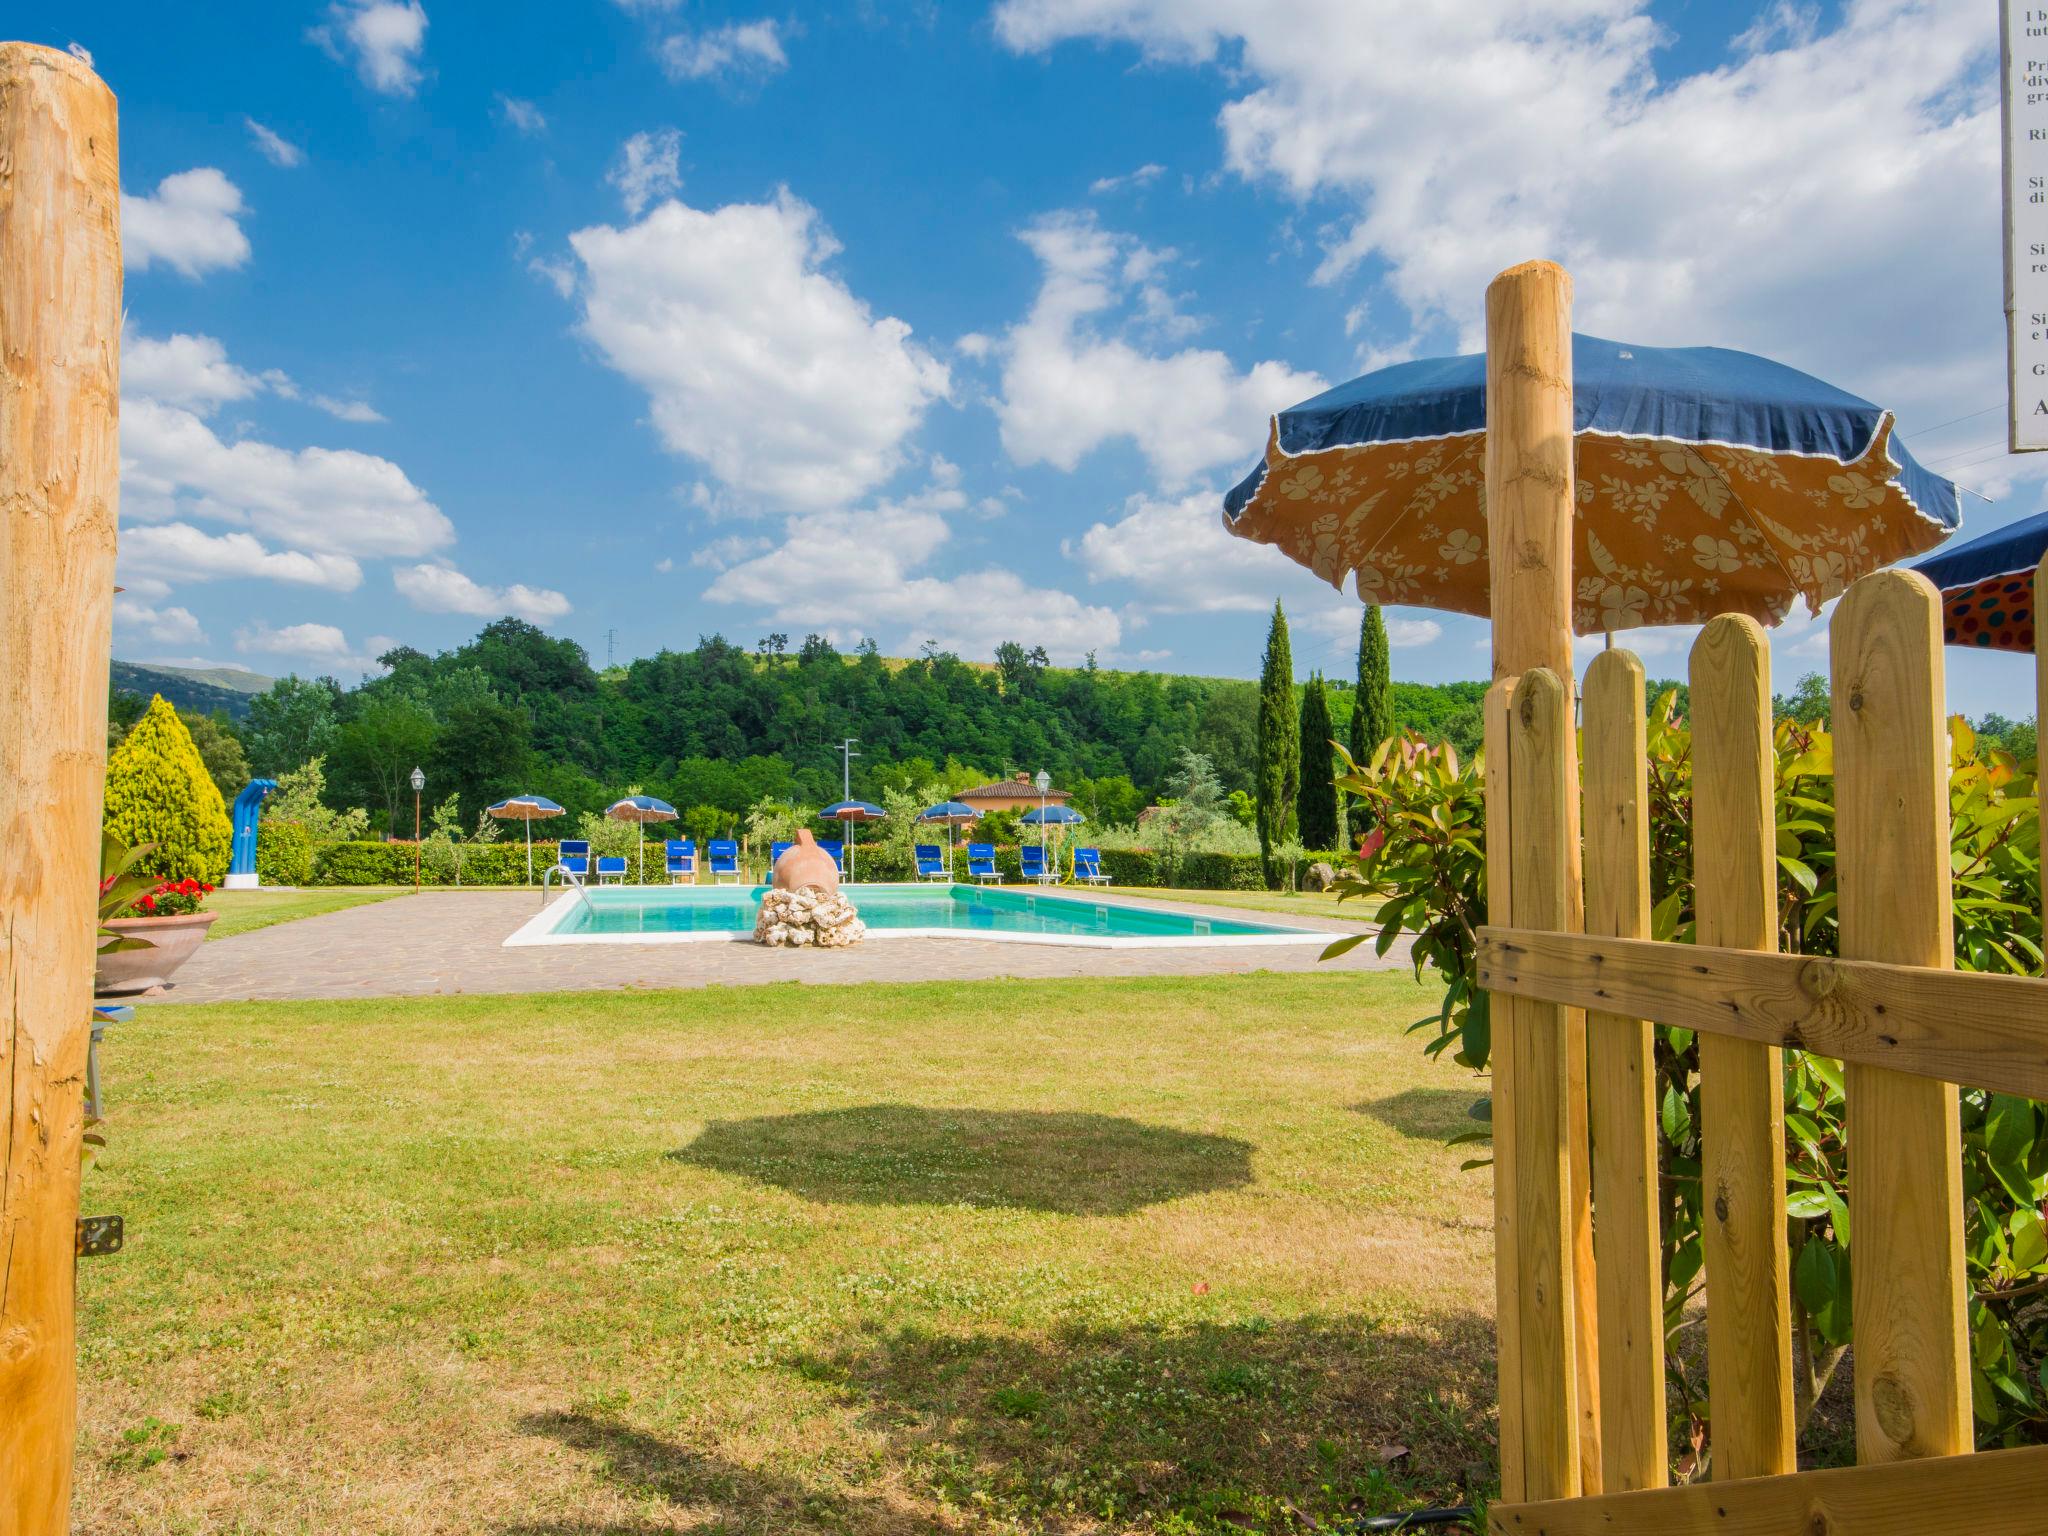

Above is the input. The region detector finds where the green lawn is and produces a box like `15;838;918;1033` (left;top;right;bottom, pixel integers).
202;886;412;940
77;973;1497;1535
1096;884;1379;926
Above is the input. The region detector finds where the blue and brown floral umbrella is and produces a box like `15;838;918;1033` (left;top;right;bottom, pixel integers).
487;794;565;885
1223;335;1962;634
606;794;678;884
821;800;886;881
1912;507;2044;654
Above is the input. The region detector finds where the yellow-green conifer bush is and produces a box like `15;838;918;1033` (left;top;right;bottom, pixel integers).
103;695;233;883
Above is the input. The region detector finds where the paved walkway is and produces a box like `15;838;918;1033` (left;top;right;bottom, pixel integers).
150;889;1412;1003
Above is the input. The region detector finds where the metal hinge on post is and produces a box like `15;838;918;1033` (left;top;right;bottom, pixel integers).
76;1215;124;1257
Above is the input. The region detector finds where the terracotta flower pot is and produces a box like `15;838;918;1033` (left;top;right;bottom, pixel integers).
95;910;218;996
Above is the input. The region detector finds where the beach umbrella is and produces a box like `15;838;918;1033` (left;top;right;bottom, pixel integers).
1912;507;2045;654
1223;335;1962;635
917;800;979;857
1020;805;1084;825
820;799;886;881
1022;803;1084;869
607;794;678;884
486;794;565;885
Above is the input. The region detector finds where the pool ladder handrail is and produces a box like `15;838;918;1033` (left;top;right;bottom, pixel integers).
541;861;597;914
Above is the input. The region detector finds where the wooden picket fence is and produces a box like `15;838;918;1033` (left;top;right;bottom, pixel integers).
1476;568;2048;1532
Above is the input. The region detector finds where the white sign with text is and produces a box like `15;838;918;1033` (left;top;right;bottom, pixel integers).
2004;1;2048;449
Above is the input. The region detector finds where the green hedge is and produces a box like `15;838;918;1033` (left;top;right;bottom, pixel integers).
277;836;1346;892
255;821;316;886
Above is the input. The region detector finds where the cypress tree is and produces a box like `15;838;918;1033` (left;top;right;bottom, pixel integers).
1255;600;1299;888
1349;605;1392;832
103;694;234;883
1296;672;1339;851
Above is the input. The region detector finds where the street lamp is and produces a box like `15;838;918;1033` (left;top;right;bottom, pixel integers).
409;766;425;892
1035;769;1050;873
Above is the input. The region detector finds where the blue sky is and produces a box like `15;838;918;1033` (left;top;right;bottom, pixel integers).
36;0;2040;716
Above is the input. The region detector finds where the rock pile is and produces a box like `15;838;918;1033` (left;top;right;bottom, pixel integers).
754;885;867;948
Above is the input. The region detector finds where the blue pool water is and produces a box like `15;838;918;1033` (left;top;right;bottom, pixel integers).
546;883;1310;941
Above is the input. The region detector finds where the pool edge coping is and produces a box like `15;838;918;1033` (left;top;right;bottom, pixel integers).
501;883;1337;951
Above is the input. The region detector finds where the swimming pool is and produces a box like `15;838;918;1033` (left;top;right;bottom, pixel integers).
503;883;1329;949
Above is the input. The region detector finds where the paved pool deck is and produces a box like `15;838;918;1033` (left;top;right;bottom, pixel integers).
146;887;1413;1003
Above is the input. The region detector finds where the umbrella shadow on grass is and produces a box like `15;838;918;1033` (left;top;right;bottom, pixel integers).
669;1104;1253;1215
506;1312;1502;1534
505;1411;894;1536
1352;1087;1485;1142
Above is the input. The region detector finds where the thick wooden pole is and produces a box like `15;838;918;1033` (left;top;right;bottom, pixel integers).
1485;260;1595;1493
0;41;121;1536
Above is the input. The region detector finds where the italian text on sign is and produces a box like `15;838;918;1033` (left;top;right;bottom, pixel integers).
2004;2;2048;449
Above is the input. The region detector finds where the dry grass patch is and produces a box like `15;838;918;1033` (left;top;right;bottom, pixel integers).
78;972;1496;1534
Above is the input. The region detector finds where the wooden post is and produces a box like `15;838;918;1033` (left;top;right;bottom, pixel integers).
1832;571;1971;1464
1580;649;1667;1492
0;41;122;1536
1485;259;1596;1492
1689;615;1796;1478
1505;668;1582;1501
1484;676;1524;1501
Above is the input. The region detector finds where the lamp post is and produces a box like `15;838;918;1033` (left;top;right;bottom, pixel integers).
1035;769;1050;873
409;766;425;893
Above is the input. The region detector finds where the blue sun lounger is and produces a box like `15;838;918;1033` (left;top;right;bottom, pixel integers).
666;839;695;883
818;839;844;873
557;839;590;879
1072;847;1110;886
966;843;1002;884
707;839;741;882
769;840;792;874
914;844;949;881
595;855;627;884
1020;845;1058;885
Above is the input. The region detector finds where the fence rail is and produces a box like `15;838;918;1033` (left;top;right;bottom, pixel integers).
1484;566;2048;1526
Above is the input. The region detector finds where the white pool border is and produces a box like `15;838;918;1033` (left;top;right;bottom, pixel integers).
501;881;1335;950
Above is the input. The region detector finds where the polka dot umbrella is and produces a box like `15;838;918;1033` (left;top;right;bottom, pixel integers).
1912;507;2045;654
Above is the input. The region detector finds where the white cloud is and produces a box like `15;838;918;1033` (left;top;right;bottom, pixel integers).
497;94;547;134
658;20;788;82
245;119;305;168
607;128;684;217
121;524;364;592
996;210;1323;485
707;503;1122;662
994;0;2002;422
122;168;251;278
1386;616;1444;648
235;620;358;663
568;190;951;510
113;597;206;647
309;394;386;424
1073;487;1327;614
393;562;572;623
690;533;773;571
120;396;452;559
123;331;264;415
1090;162;1165;194
314;1;429;96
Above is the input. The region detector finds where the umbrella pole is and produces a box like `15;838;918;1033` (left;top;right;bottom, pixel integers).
525;818;533;886
1483;259;1595;1501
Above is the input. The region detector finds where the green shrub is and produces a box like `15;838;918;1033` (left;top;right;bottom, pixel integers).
1339;707;2044;1454
256;821;316;886
311;842;411;886
103;695;233;883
